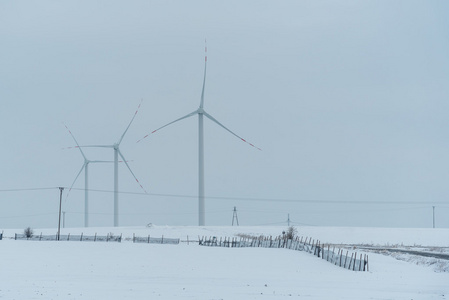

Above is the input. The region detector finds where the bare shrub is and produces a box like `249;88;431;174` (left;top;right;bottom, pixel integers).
285;226;297;240
24;227;33;238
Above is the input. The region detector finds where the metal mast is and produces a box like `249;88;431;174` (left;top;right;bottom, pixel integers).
232;206;239;226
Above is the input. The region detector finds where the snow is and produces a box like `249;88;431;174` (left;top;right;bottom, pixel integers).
1;226;448;299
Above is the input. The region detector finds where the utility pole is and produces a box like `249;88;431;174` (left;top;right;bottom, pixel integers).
287;214;291;226
57;187;64;241
433;206;435;228
232;206;239;226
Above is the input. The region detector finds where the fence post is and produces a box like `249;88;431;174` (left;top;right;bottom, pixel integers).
348;253;353;270
352;252;356;270
366;255;369;272
331;247;335;263
67;233;70;241
344;251;348;268
80;233;83;241
94;233;97;242
318;241;323;258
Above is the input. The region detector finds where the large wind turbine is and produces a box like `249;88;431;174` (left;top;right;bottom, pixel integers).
64;124;113;227
138;45;260;226
78;101;147;227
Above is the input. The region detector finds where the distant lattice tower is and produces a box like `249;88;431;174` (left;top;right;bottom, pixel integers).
232;206;239;226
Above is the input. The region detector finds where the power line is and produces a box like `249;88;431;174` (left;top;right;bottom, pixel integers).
0;187;59;192
0;212;55;219
65;188;449;205
1;186;448;206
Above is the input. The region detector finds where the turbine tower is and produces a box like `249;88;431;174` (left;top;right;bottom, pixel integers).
138;45;260;226
64;124;114;227
78;101;147;227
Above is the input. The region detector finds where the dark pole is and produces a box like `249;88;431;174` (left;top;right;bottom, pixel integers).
58;187;64;241
433;206;435;228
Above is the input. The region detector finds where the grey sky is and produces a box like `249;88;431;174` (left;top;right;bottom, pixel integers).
1;1;448;229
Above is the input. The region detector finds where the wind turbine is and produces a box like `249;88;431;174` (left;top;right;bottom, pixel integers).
64;124;113;227
77;101;147;227
138;45;260;226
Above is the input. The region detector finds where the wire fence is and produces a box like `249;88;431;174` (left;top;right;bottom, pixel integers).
132;234;180;245
199;235;369;272
14;233;122;242
12;232;180;245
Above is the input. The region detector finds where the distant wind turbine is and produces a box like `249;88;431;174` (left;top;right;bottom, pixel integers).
64;124;113;227
138;45;260;226
77;101;147;227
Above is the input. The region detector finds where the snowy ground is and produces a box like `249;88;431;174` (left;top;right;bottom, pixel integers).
1;226;448;299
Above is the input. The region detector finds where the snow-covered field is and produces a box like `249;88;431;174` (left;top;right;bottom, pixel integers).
1;226;448;299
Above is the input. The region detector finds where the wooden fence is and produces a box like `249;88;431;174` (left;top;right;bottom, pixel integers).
199;235;369;272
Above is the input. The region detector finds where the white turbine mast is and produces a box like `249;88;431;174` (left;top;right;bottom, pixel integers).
138;43;260;226
64;124;114;227
77;101;147;227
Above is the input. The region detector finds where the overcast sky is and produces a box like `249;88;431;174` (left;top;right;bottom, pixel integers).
1;1;448;229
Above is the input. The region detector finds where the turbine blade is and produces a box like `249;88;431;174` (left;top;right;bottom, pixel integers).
203;111;262;151
78;145;113;148
88;160;132;163
63;123;87;159
137;110;197;143
117;150;148;194
200;40;207;109
118;99;143;146
65;164;86;201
